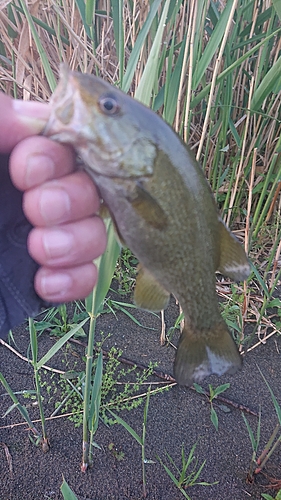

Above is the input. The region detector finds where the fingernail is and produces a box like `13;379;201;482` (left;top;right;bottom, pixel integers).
43;229;74;260
39;187;71;224
26;154;55;188
13;99;50;133
41;273;72;299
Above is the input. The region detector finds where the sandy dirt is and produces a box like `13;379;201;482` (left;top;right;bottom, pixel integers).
0;296;281;500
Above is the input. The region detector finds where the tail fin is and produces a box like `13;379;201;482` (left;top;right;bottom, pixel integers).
173;320;242;386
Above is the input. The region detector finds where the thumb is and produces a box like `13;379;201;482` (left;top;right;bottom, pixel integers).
0;93;50;154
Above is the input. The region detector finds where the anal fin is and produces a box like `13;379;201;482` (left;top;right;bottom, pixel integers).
134;265;170;312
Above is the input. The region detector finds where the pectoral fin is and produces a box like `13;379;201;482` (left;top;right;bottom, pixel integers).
218;220;250;281
127;182;168;230
134;265;170;312
98;202;126;246
98;201;111;220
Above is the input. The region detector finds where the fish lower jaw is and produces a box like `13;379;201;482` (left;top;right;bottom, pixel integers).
45;131;76;144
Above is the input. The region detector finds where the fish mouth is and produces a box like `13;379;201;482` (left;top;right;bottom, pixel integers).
83;162;144;182
44;88;135;166
44;119;143;181
43;106;131;165
44;69;122;156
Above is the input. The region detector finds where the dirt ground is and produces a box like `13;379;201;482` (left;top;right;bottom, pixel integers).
0;295;281;500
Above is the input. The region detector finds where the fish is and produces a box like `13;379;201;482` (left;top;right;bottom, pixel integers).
43;64;251;386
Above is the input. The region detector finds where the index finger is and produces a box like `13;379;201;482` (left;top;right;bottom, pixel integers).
0;93;50;154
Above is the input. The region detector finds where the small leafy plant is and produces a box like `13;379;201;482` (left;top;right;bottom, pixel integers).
193;383;230;431
54;343;162;428
34;304;87;339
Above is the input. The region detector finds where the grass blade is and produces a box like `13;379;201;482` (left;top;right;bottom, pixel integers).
135;0;171;105
18;0;56;91
86;220;120;316
88;351;103;433
257;367;281;424
37;318;88;369
109;410;142;446
273;0;281;20
123;0;163;93
251;55;281;111
112;0;124;85
60;478;79;500
192;0;235;89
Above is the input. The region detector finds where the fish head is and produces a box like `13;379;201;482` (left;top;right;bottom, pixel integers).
44;64;156;179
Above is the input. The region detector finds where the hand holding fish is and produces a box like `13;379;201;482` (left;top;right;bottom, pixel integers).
0;92;106;303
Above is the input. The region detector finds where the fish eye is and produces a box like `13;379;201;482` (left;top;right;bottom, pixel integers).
99;95;120;115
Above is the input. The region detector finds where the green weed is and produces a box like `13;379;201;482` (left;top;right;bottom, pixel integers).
54;342;167;428
157;443;217;500
243;368;281;483
34;304;88;339
109;386;153;498
193;383;231;431
262;491;281;500
108;442;125;462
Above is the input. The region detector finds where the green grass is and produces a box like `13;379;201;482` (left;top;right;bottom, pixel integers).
262;491;281;500
157;442;217;500
109;386;152;498
243;368;281;482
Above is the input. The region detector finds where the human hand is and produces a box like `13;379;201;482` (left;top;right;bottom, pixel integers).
1;92;107;303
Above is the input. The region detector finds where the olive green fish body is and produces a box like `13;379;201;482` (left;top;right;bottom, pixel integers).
95;151;220;324
44;65;250;386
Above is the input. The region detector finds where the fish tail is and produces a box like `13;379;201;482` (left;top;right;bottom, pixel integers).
173;320;242;386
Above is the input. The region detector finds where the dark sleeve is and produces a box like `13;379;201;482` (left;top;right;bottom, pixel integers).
0;153;51;338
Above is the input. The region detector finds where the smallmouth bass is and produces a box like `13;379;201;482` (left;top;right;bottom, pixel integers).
44;65;251;386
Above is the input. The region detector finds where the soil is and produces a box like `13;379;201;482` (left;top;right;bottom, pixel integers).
0;294;281;500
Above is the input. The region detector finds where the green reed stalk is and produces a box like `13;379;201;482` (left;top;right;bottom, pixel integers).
29;318;49;452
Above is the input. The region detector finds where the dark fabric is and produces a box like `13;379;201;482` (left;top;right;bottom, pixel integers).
0;154;50;338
